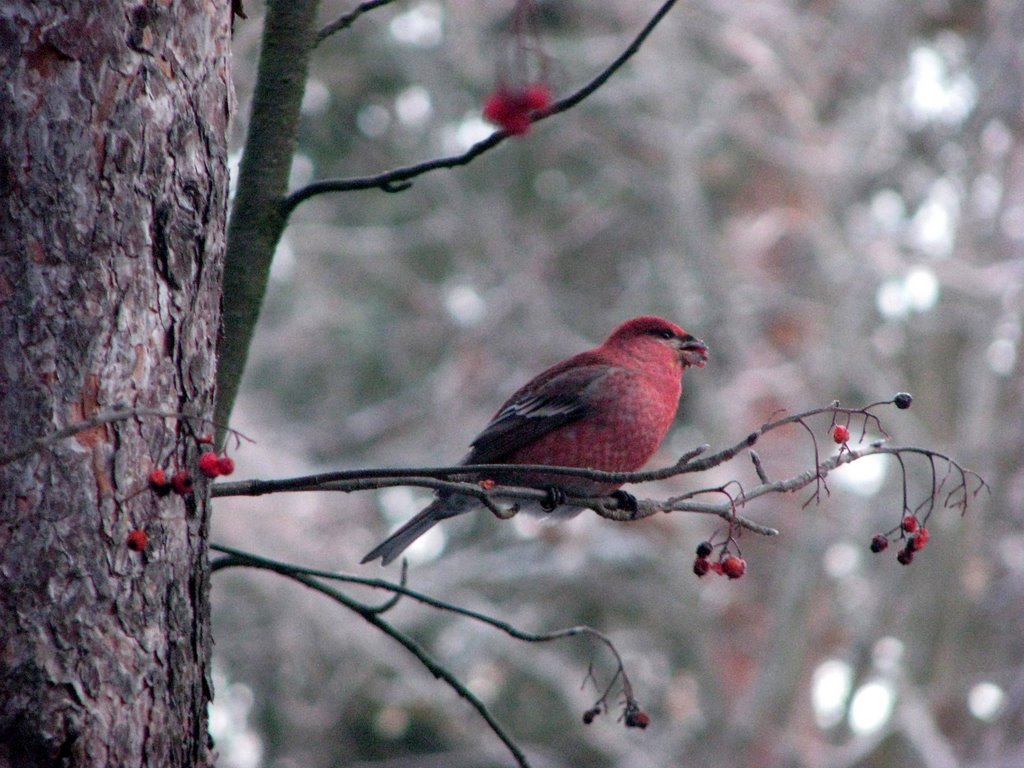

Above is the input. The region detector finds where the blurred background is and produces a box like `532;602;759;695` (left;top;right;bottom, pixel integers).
210;1;1024;766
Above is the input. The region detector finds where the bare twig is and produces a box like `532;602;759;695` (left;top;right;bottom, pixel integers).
210;543;643;760
213;550;531;767
0;407;252;468
210;544;632;669
209;398;984;540
281;0;681;213
12;400;978;543
750;450;770;484
316;0;399;46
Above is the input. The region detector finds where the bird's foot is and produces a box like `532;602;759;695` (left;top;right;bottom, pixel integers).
610;490;639;513
541;486;567;512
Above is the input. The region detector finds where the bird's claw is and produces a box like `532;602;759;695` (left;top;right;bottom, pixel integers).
610;490;638;513
541;486;567;512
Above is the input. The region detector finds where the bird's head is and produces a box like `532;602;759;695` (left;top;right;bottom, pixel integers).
604;316;709;369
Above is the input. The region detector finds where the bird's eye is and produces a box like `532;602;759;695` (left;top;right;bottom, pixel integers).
652;328;675;340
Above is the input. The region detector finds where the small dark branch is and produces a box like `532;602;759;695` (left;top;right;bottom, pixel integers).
210;444;732;499
212;546;530;767
210;545;626;654
316;0;399;46
0;407;141;466
367;560;409;614
663;443;985;531
210;543;639;741
883;447;988;514
208;400;983;541
582;660;645;727
796;417;828;508
280;0;681;214
0;407;252;467
279;134;504;212
208;403;889;497
533;0;679;118
831;399;892;442
303;577;530;766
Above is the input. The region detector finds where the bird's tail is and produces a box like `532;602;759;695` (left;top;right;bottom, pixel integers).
360;494;473;566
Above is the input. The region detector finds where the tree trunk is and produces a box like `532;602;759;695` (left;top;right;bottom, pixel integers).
0;1;231;765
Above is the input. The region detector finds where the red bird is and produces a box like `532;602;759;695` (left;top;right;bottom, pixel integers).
361;316;708;565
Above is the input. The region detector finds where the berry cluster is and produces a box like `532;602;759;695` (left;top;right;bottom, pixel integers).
198;450;235;478
692;540;746;580
481;0;553;136
148;441;236;499
136;434;238;553
582;701;651;729
483;83;553;135
148;467;196;497
869;514;930;565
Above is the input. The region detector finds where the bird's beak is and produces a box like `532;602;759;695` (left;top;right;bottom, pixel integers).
678;336;708;368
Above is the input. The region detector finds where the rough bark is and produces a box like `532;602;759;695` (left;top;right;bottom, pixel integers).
0;1;231;766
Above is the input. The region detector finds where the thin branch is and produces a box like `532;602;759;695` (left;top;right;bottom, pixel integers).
217;0;319;432
750;450;770;484
214;554;531;768
280;0;681;214
316;0;399;46
0;407;253;467
536;0;679;115
209;398;984;539
211;543;644;756
210;544;627;654
205;402;896;494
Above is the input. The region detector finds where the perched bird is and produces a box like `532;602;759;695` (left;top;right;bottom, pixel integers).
361;316;708;565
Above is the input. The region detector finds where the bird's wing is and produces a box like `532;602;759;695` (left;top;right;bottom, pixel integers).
464;362;615;463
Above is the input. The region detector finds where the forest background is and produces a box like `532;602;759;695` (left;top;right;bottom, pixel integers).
209;2;1024;767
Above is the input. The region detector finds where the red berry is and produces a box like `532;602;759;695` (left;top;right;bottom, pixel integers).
148;468;171;495
908;527;930;551
897;547;914;565
693;557;710;577
217;456;235;476
483;89;524;134
171;470;194;496
198;452;222;478
482;91;506;120
522;83;553;111
624;708;650;729
722;556;746;580
126;529;149;552
902;515;918;533
483;83;551;136
832;425;850;444
870;534;889;553
196;433;215;444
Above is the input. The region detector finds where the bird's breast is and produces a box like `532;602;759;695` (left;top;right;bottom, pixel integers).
504;368;681;493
